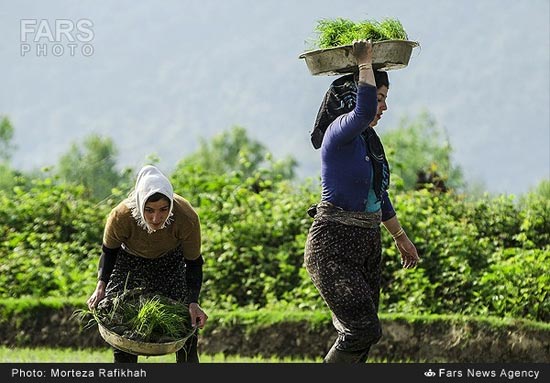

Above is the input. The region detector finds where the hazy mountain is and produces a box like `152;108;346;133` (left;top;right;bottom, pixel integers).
1;0;548;195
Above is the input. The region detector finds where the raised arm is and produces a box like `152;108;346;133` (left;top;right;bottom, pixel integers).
354;39;376;87
324;40;378;147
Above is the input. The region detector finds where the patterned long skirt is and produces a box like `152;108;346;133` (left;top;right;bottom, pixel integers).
103;247;198;362
105;246;188;304
304;218;382;352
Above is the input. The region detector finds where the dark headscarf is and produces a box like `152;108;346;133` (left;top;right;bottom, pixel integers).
310;74;357;150
310;73;390;202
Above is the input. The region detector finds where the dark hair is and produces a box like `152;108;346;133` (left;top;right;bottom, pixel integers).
146;192;170;204
374;70;390;88
310;70;390;150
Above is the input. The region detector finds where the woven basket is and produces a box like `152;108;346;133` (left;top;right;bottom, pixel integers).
95;288;195;356
98;321;195;356
299;40;419;76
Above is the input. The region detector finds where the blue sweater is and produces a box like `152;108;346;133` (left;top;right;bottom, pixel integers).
320;83;396;221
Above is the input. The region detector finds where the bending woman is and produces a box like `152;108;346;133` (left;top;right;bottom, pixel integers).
87;164;208;363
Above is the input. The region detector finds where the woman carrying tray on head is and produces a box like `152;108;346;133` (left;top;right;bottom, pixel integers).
87;164;208;363
304;39;420;363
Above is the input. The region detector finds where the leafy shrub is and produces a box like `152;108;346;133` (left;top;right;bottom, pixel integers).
1;129;548;322
0;179;107;298
472;248;549;322
171;161;317;307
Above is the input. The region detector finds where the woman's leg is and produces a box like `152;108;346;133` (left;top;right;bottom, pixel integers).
305;222;382;362
176;333;199;363
323;343;370;363
113;348;138;363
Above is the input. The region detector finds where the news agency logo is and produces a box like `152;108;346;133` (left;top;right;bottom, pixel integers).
424;369;436;377
20;19;94;57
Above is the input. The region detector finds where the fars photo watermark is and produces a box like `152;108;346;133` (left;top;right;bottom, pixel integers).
20;18;94;57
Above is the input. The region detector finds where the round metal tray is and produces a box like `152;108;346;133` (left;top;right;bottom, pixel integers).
299;40;419;76
98;321;195;356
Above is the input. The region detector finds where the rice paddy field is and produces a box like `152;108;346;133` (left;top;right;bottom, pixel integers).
0;346;322;363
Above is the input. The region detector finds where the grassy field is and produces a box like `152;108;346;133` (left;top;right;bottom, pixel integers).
0;346;322;363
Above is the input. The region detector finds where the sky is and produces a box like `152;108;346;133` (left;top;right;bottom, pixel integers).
1;0;549;195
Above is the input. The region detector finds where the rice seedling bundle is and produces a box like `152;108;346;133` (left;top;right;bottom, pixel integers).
300;17;418;76
74;288;193;344
313;17;409;49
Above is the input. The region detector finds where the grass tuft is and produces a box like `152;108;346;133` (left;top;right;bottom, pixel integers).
72;288;193;343
311;17;409;49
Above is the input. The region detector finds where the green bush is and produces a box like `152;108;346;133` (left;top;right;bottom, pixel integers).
0;179;107;298
472;248;549;321
1;164;548;322
171;162;317;307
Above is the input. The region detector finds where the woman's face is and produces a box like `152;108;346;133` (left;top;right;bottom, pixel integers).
369;85;389;128
143;198;171;231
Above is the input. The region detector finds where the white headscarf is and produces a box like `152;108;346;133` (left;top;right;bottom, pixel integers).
126;165;174;233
